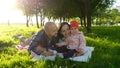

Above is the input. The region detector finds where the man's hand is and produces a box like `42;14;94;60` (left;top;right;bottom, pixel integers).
45;51;54;56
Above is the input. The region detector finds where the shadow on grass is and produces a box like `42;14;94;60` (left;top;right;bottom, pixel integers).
0;41;15;54
0;41;14;48
44;57;87;68
85;32;120;43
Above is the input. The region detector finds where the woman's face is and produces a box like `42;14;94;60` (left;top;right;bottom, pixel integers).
60;24;70;38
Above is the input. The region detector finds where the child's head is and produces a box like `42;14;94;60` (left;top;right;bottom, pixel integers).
70;21;79;35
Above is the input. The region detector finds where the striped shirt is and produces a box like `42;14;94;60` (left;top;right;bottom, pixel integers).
29;29;52;51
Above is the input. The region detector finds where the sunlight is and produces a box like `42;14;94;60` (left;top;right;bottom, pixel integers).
0;0;120;24
0;0;15;23
0;0;15;15
0;0;26;24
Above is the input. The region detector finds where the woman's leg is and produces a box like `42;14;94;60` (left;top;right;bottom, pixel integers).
63;49;77;59
54;46;69;53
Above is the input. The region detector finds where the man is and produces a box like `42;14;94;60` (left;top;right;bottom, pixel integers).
28;22;58;56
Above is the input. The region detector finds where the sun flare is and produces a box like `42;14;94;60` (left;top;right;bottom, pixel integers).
0;0;16;14
0;0;26;23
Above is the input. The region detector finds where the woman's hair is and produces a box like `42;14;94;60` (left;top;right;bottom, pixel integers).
57;22;70;39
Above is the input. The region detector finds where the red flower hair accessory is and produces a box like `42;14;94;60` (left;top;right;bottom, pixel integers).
70;21;79;29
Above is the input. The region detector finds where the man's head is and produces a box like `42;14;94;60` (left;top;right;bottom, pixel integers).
44;22;58;39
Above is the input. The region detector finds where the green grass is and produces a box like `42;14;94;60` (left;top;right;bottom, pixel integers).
0;24;120;68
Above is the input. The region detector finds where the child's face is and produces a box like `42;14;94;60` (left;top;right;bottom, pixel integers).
70;27;79;35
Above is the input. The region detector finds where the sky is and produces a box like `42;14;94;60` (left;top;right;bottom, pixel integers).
112;0;120;11
0;0;120;24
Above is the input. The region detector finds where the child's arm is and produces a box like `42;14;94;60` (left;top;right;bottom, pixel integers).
77;32;86;52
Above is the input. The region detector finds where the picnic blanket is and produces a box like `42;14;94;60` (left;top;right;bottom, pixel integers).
32;46;94;62
69;46;94;62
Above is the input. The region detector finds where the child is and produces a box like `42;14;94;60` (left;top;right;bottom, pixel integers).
56;21;86;57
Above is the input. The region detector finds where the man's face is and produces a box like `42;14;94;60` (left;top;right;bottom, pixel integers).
48;24;58;38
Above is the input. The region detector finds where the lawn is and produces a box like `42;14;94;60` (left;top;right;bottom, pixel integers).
0;24;120;68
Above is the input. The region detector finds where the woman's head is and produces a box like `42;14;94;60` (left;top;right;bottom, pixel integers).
58;22;70;38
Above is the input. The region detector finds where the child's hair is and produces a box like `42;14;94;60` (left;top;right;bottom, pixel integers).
70;21;79;29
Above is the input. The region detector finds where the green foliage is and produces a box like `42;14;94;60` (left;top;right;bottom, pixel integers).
0;24;120;68
94;8;120;25
115;16;120;23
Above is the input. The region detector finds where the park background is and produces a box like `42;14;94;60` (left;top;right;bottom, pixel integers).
0;0;120;68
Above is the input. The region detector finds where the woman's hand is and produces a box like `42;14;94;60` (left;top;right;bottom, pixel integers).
56;42;67;47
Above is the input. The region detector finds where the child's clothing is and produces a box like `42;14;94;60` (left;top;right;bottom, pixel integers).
66;31;86;51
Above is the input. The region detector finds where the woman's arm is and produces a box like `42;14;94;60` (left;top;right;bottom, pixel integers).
56;42;67;47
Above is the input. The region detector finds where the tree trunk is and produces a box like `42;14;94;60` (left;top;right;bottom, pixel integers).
35;1;39;28
40;14;43;26
63;17;65;22
59;17;62;23
79;16;83;26
26;16;29;27
40;14;45;26
83;16;87;27
85;0;92;33
42;20;45;26
36;13;39;28
96;17;98;25
87;14;92;33
30;18;33;26
99;16;102;25
48;16;51;21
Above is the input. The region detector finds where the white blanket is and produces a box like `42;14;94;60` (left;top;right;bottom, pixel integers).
32;46;94;62
69;46;94;62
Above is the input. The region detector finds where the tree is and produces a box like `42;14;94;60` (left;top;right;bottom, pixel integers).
16;0;35;27
16;0;115;32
